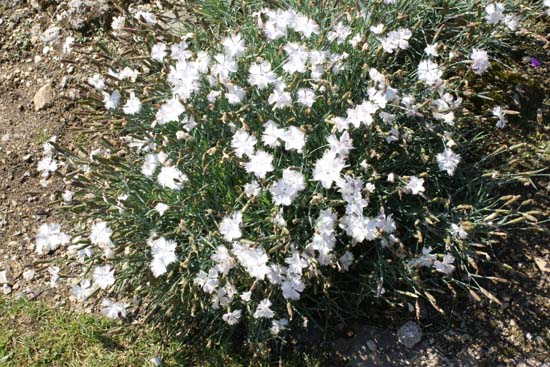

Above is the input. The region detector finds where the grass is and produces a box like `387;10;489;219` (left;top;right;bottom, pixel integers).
0;297;322;366
0;297;172;367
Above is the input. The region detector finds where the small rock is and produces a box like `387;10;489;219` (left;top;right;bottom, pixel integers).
150;356;162;366
0;270;12;284
23;268;36;281
2;284;12;295
397;321;422;349
534;257;550;273
33;83;54;111
29;0;45;10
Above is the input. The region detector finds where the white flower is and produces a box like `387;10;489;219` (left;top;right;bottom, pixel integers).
281;277;305;300
283;42;309;74
207;90;221;103
281;126;306;152
492;106;507;128
504;14;520;31
154;203;169;216
253;298;275;319
182;115;197;131
268;87;292;109
293;14;319;38
378;28;412;53
470;49;490;75
211;245;236;274
297;88;315;107
102;90;121;110
194;51;210;72
170;40;191;61
222;310;242;325
417;60;442;86
222;33;246;58
450;224;468;239
225;83;246;105
406;176;425;195
62;36;74;53
155;98;185;125
101;298;128;319
88;74;105;90
151;43;167;62
270;318;289;335
220;211;243;242
134;10;157;25
424;43;439;57
122;92;142;115
391;28;412;50
141;153;160;177
327;131;353;157
313;150;346;189
111;16;125;33
244;150;274;178
72;279;93;302
194;269;219;294
90;221;113;250
262;120;285;148
148;237;178;277
266;264;286;285
37;156;58;177
269;169;305;206
231;129;257;158
93;265;115;289
436;148;461;176
74;247;93;263
338;251;354;271
370;23;384;34
35;223;70;255
274;209;287;227
434;253;455;274
211;53;238;81
408;247;437;267
327;21;352;44
244;180;261;197
340;215;380;243
349;34;362;48
248;61;277;89
109;67;139;82
157;166;188;190
240;291;252;302
232;242;270;280
485;3;504;24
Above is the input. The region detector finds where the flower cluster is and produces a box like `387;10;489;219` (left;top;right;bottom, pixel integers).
39;0;539;344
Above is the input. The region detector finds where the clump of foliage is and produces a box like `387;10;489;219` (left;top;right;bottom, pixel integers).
41;0;547;358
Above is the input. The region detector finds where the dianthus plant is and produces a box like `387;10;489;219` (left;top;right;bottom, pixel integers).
48;0;542;346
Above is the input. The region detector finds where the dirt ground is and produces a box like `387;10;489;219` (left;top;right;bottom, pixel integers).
0;2;549;366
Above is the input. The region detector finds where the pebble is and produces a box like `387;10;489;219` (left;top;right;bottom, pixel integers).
2;284;12;295
397;321;423;349
366;339;377;352
0;270;12;284
33;83;54;111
